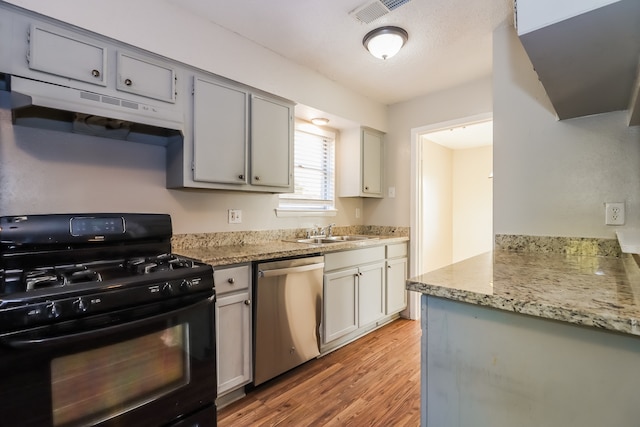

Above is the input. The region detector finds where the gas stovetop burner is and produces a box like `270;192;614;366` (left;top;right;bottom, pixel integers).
24;265;102;291
125;254;196;275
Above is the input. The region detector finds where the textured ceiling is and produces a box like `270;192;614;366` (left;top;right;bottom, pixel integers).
167;0;514;106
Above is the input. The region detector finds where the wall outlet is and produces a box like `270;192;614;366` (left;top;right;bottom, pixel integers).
605;202;625;225
228;209;242;224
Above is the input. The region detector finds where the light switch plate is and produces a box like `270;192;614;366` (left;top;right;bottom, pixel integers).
228;209;242;224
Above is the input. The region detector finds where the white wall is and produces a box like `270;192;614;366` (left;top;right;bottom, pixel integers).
421;140;454;272
493;22;640;238
0;92;363;234
376;77;493;228
453;145;493;262
418;142;493;273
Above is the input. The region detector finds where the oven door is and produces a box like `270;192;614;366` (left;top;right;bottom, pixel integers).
0;293;216;427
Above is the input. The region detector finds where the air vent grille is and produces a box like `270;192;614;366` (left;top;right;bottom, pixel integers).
380;0;411;11
350;0;412;24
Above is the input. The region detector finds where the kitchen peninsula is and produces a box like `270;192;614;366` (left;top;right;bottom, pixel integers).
407;235;640;427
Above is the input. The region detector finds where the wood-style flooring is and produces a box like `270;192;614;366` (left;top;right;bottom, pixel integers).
218;318;421;427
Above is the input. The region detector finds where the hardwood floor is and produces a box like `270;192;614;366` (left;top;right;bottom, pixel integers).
218;318;421;427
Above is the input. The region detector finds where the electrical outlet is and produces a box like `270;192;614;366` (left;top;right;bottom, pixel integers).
228;209;242;224
605;202;625;225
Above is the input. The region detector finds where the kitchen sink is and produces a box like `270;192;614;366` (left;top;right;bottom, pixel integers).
288;235;379;244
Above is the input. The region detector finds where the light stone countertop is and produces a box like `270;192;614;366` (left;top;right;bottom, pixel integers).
407;250;640;336
174;235;409;267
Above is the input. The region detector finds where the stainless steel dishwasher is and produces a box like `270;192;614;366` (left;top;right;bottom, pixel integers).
254;255;324;385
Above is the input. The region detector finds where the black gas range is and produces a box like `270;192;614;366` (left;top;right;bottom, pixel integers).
0;213;216;427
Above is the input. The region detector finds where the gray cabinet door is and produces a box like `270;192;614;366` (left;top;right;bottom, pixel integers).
28;24;106;86
250;95;292;188
116;52;176;103
193;77;248;184
362;129;382;196
358;261;386;326
216;291;252;395
386;257;407;314
323;268;359;343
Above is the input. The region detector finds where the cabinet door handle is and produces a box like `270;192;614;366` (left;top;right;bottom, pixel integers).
91;69;100;78
387;265;392;269
238;174;245;180
364;186;369;190
227;278;235;284
124;78;132;86
244;300;251;306
254;176;261;181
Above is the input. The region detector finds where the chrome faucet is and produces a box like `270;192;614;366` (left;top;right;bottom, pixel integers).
321;223;336;237
306;224;322;238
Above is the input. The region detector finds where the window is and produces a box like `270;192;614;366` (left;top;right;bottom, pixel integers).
278;124;336;215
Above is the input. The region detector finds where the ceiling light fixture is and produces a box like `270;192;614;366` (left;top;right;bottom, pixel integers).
363;26;408;60
311;118;330;126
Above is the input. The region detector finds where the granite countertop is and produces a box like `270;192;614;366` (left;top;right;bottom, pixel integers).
407;250;640;336
174;235;409;267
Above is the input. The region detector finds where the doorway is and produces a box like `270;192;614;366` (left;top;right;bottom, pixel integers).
407;113;493;319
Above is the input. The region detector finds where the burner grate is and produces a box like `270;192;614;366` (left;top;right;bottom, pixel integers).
24;266;103;291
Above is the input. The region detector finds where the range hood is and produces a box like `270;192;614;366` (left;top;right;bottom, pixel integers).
7;75;184;145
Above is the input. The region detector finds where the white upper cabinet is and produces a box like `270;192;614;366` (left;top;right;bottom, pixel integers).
28;24;107;86
515;0;640;121
116;52;176;103
250;95;293;188
192;77;248;185
339;127;384;198
187;76;293;192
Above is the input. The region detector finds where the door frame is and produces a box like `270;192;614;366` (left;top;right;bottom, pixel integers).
407;112;492;320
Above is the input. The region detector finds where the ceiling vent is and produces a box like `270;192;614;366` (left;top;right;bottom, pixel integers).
349;0;412;24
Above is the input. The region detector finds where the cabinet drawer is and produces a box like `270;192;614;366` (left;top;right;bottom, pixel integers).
324;246;385;272
386;243;407;259
215;265;250;295
28;24;107;86
116;52;176;103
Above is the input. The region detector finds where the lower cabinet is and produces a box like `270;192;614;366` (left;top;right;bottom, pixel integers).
214;264;252;403
322;243;408;353
357;261;386;326
385;243;408;315
323;267;359;343
322;246;387;352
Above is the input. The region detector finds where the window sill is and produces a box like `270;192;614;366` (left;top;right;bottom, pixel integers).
275;208;338;218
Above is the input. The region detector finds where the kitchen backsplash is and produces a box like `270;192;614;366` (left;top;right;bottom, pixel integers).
172;225;410;250
495;234;622;257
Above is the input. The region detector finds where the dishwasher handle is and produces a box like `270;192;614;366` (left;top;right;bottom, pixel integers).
259;262;324;278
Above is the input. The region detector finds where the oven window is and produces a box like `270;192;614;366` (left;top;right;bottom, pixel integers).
50;324;189;426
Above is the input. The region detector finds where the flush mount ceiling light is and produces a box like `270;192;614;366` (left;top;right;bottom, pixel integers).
363;26;408;60
311;117;330;126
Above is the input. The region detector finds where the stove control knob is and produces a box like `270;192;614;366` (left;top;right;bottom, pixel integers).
73;297;89;314
162;282;175;296
180;279;193;292
45;302;61;319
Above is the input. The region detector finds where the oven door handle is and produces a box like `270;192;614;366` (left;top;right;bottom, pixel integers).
0;295;214;350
